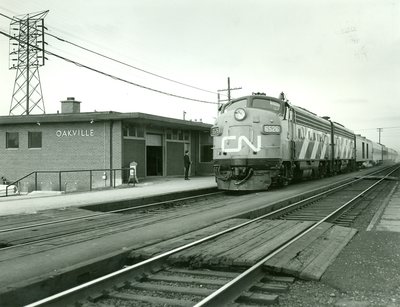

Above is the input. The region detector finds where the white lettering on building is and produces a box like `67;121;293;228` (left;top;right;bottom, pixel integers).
56;129;95;138
221;136;262;152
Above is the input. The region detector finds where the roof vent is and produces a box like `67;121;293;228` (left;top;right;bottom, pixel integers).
61;97;81;114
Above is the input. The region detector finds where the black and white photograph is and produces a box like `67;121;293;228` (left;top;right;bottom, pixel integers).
0;1;399;306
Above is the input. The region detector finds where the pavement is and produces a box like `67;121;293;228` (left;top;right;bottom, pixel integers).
374;181;400;232
0;176;216;216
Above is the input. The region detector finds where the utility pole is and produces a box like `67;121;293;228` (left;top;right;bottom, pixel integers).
377;128;383;144
8;10;48;115
217;77;242;104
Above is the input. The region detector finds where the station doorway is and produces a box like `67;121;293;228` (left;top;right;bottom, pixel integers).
146;134;163;176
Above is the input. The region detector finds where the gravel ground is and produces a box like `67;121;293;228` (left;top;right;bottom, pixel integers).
279;181;400;307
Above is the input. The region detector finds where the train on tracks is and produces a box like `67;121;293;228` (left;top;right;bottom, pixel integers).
211;93;399;191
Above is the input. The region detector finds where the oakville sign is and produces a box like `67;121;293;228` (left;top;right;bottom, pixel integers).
56;129;94;137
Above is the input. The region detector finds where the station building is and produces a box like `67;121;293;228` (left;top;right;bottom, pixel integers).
0;98;213;192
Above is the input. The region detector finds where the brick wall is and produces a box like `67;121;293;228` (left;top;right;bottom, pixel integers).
0;118;213;190
0;120;123;189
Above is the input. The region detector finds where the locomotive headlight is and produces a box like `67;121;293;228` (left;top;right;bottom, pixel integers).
262;125;281;134
234;108;246;121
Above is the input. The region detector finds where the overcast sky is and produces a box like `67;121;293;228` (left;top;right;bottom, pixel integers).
0;0;399;151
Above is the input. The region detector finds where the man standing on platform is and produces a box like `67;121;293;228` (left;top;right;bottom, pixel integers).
184;150;191;180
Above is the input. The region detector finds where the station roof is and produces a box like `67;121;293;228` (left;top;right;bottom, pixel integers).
0;111;212;131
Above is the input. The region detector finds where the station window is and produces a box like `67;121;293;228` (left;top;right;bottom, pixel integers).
166;129;189;141
6;132;19;149
137;126;144;137
28;131;42;148
184;131;189;141
178;130;183;140
200;131;213;162
172;129;178;140
123;124;144;138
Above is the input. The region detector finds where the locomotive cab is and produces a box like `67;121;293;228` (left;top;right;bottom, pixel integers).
212;94;288;190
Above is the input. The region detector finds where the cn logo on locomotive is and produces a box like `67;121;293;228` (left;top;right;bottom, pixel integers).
221;136;262;153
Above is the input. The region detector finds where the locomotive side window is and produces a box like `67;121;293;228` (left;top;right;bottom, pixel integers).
252;98;282;113
297;128;304;139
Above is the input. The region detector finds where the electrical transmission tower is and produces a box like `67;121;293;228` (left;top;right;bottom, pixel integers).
8;10;48;115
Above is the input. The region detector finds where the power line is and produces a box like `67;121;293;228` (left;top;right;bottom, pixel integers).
355;126;400;131
45;29;221;96
0;12;13;21
48;51;218;104
1;11;223;99
0;29;217;105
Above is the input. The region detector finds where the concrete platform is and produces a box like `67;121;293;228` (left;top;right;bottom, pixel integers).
367;181;400;232
0;176;216;216
375;182;400;232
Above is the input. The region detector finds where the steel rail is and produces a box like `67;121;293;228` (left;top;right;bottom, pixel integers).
2;166;393;234
0;191;223;253
3;166;388;252
0;191;222;233
24;165;399;306
194;165;400;306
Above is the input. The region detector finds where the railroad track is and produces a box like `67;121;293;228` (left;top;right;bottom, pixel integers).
24;164;399;306
0;191;223;251
266;165;399;226
274;179;392;224
0;166;392;251
82;267;293;306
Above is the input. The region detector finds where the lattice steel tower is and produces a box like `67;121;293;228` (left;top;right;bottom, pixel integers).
8;10;48;115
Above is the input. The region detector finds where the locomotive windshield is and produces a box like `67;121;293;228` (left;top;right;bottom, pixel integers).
251;98;282;113
222;98;247;113
221;97;283;114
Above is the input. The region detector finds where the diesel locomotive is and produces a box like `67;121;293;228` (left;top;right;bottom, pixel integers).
211;93;398;191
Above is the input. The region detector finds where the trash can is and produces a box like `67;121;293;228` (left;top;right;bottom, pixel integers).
128;161;139;185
